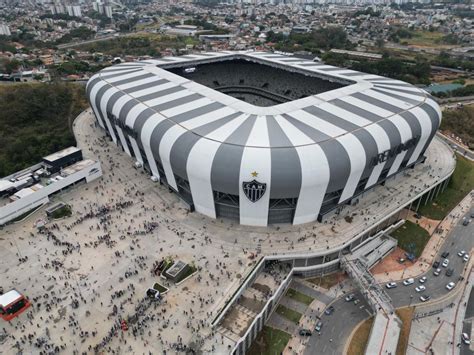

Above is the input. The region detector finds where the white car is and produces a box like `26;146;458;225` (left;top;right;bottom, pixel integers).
420;295;431;302
463;254;469;262
446;282;455;291
434;268;441;276
458;250;466;257
415;285;426;292
386;282;397;289
419;276;427;283
462;332;471;345
442;259;449;268
403;278;415;286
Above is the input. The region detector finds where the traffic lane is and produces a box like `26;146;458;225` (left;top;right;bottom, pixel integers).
437;133;474;160
304;292;371;355
386;211;474;307
460;322;473;355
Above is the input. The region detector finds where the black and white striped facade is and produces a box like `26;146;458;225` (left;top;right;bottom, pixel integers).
86;51;442;226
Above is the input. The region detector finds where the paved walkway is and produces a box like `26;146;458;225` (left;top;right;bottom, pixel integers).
290;279;334;304
280;296;310;314
373;192;473;283
407;263;473;355
279;280;337;355
267;312;298;334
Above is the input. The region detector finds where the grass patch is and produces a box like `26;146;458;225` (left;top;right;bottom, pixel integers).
175;264;197;283
307;271;345;289
275;304;302;324
404;30;446;47
347;317;374;355
418;155;474;220
391;220;430;257
247;326;291;355
49;204;72;219
396;307;415;355
286;288;314;306
152;282;168;293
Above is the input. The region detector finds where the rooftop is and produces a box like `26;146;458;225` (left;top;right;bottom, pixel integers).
43;146;81;163
0;290;22;308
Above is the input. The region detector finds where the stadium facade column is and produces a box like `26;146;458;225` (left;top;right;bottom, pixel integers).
434;181;442;199
442;176;451;192
424;187;434;206
415;195;422;212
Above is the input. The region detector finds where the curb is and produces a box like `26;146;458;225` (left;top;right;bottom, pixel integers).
343;315;372;355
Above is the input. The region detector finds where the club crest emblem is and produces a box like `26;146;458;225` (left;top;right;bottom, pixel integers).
242;172;266;203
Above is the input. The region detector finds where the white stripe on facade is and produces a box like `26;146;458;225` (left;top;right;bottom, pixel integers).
187;114;250;218
406;106;432;166
159;107;236;190
274;115;330;224
140;113;167;178
98;86;119;143
364;124;391;188
338;134;367;203
386;115;413;177
341;96;393;118
289;109;347;138
89;80;107;128
239;117;271;226
161;97;214;118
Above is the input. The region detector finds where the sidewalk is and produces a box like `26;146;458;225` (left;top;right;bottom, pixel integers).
283;298;327;354
407;262;473;355
281;279;341;354
373;192;473;283
437;131;474;162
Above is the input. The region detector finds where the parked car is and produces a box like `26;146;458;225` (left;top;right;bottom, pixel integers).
415;285;426;292
403;278;415;286
442;259;449;268
386;282;397;289
434;268;441;276
446;268;454;277
458;250;466;257
419;276;427;283
463;254;469;262
315;321;323;332
446;282;455;290
462;219;471;226
354;299;360;305
299;329;312;336
462;332;471;345
432;261;440;268
324;306;335;315
420;295;431;302
441;251;449;258
345;294;355;302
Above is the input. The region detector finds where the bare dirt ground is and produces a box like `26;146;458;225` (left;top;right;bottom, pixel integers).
371;247;414;275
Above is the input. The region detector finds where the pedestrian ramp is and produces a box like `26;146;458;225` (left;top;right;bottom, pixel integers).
346;234;397;269
341;234;401;355
365;312;402;354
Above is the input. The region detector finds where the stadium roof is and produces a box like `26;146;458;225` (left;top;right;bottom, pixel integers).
88;51;439;149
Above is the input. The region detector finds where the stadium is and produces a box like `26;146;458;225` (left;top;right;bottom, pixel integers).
86;51;441;226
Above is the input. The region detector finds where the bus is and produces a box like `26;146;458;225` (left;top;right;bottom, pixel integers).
0;290;31;321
